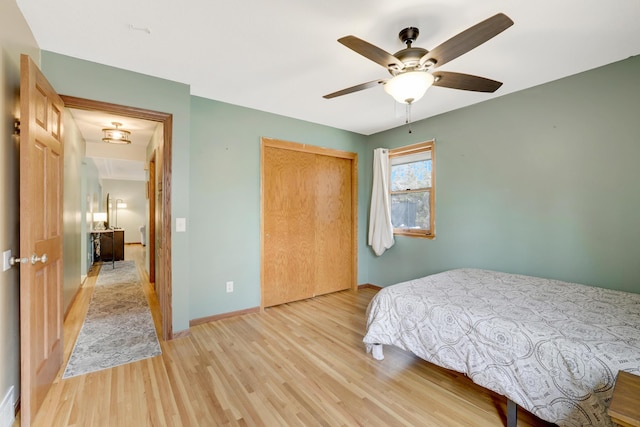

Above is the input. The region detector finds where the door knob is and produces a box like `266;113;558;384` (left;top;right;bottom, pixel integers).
30;253;48;264
9;253;48;266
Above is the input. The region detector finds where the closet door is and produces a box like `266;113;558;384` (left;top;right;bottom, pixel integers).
263;147;316;306
313;154;353;296
261;138;357;308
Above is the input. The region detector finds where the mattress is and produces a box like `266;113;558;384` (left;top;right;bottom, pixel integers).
363;268;640;426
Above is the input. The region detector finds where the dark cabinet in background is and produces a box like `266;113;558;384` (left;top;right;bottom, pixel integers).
97;229;125;261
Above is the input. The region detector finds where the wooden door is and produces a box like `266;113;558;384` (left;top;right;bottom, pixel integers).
263;148;316;305
155;148;164;322
261;138;357;308
313;154;354;296
148;152;156;284
19;54;64;426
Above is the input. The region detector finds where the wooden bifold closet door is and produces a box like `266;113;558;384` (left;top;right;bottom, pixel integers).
261;138;357;308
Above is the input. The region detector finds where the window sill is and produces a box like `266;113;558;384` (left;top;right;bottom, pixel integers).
394;230;436;240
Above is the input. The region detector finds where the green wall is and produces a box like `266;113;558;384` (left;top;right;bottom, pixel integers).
81;158;101;276
188;97;368;319
365;55;640;293
62;112;85;310
41;52;192;333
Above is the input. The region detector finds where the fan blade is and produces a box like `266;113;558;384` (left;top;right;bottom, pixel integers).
338;36;405;70
323;79;387;99
432;71;502;92
420;13;513;68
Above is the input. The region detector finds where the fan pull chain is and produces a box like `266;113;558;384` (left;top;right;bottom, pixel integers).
406;102;413;134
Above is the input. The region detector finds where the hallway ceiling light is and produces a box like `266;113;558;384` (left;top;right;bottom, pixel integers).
102;122;131;144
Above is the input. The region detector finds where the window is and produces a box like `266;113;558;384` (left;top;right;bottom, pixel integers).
389;140;435;238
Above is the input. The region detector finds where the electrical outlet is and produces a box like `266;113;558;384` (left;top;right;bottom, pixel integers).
226;281;233;293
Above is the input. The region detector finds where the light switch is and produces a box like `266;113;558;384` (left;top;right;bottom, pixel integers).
3;250;12;272
176;217;186;232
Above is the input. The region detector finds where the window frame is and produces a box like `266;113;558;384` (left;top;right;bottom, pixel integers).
388;140;435;239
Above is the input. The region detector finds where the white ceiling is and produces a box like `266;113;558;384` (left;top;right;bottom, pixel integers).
17;0;640;136
68;108;158;181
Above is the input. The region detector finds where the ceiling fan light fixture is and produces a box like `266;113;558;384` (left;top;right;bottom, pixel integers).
384;71;435;104
102;122;131;144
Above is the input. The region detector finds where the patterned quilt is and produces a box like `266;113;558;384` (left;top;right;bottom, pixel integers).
363;268;640;426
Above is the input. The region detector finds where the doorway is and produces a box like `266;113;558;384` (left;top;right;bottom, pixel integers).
61;95;174;340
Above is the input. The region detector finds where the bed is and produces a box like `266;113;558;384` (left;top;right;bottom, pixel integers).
363;268;640;427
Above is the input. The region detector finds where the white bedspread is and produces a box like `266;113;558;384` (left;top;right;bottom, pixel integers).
363;268;640;426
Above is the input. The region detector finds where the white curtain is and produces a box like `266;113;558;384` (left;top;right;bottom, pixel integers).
368;148;394;256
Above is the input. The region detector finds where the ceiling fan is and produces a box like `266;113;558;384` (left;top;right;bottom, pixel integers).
323;13;514;104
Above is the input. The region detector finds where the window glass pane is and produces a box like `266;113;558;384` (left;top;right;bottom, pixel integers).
391;191;430;230
390;159;432;191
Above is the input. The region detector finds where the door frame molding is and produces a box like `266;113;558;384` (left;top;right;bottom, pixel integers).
61;95;174;340
148;150;157;284
260;137;358;310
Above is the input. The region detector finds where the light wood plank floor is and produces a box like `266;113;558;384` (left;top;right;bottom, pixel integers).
20;245;555;426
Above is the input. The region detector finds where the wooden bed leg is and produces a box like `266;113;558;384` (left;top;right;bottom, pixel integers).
507;398;517;427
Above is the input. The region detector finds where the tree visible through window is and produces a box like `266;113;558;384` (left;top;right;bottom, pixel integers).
389;140;435;238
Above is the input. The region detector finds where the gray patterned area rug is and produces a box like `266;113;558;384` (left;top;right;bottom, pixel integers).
63;260;162;378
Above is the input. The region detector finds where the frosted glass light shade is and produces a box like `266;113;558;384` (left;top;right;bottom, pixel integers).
384;71;435;104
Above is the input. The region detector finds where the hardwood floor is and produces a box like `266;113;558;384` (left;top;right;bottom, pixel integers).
20;245;554;426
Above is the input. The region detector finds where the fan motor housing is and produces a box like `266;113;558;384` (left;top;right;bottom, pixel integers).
391;47;429;74
389;27;430;74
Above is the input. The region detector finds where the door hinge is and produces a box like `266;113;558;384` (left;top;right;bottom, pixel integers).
14;119;20;135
